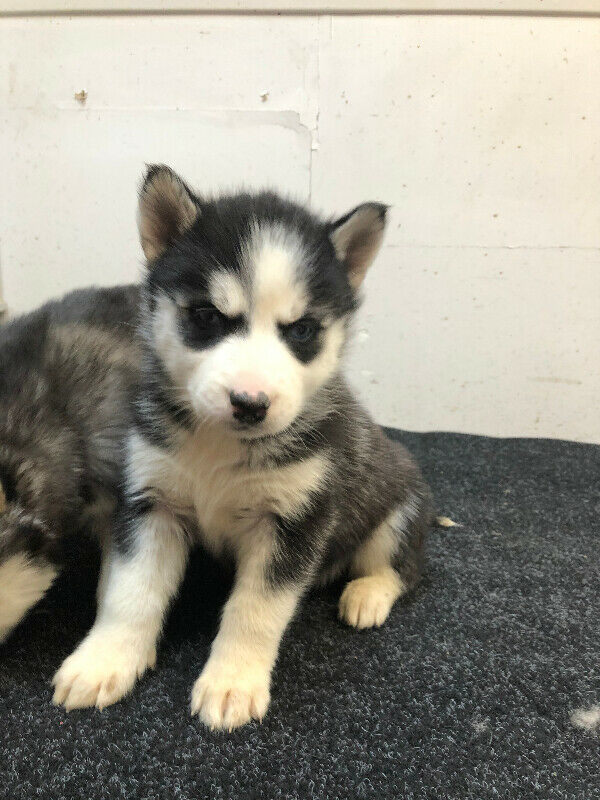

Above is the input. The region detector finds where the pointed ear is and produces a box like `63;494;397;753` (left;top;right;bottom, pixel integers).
137;164;199;263
329;203;388;289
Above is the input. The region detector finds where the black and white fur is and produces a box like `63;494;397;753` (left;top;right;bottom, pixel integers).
2;166;432;729
0;286;140;642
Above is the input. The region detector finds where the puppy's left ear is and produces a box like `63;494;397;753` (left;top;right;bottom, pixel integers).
329;203;388;289
138;164;199;263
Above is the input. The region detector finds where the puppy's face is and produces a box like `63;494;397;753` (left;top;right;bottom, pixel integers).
138;166;387;439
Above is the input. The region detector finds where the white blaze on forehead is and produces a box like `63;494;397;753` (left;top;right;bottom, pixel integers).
208;271;248;318
244;223;308;326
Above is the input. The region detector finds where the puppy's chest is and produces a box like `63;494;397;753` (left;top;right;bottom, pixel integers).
192;465;274;545
158;441;328;556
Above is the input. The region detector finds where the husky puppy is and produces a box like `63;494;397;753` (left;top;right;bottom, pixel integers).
3;166;432;729
0;286;140;643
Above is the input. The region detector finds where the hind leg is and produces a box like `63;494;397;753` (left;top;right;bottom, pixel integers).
0;508;59;643
338;519;404;630
339;498;427;630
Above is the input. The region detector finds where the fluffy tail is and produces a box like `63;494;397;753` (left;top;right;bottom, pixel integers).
0;505;60;643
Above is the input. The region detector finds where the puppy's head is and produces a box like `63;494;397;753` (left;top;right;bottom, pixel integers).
138;165;387;438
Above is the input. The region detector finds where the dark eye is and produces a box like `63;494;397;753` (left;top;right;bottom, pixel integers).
181;304;243;350
187;306;225;337
285;318;319;344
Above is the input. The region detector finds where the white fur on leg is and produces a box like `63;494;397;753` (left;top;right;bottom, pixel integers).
0;554;56;643
95;539;111;608
339;567;404;629
191;658;272;731
191;531;301;730
51;624;157;710
53;509;189;710
190;585;298;730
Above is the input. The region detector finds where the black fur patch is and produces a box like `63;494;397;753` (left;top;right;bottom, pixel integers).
128;491;156;521
133;399;171;449
113;488;158;555
278;318;323;364
0;463;17;504
144;191;357;325
139;349;195;440
0;511;62;565
178;304;245;351
267;491;333;588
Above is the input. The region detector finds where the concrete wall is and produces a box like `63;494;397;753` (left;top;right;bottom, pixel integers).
1;12;599;443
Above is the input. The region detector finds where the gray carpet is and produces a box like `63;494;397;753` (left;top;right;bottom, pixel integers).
1;430;599;799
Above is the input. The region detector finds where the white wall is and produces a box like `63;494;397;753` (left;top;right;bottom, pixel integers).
1;13;599;443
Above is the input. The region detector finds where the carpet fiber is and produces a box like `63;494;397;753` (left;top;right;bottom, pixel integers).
1;430;599;799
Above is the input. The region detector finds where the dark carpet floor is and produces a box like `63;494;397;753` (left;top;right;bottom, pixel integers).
1;430;599;799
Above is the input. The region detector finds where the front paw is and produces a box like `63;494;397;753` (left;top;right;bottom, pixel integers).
190;661;270;730
52;627;156;711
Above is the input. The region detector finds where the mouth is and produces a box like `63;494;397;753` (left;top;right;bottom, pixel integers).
230;419;270;439
232;417;294;442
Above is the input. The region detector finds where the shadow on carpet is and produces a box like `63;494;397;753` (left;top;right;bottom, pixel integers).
1;430;599;799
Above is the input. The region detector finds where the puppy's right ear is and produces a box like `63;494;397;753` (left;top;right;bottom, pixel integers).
137;164;199;263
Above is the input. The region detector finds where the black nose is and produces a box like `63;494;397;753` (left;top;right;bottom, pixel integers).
229;390;270;425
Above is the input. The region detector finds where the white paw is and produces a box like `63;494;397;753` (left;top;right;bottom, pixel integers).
339;572;403;629
52;627;156;710
190;661;270;730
